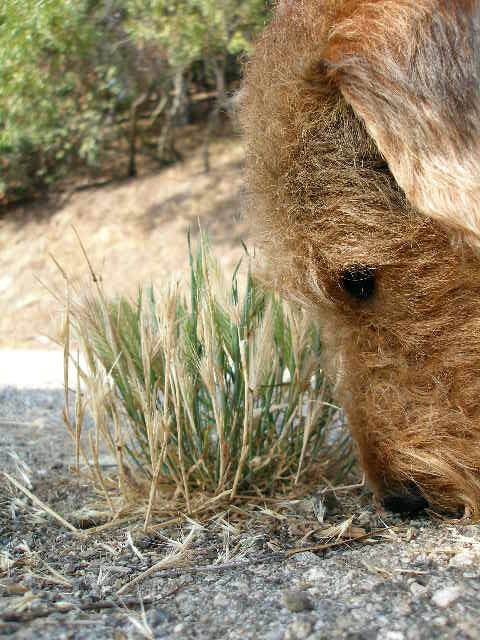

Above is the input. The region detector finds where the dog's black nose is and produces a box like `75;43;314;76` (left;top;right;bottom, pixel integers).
382;487;428;514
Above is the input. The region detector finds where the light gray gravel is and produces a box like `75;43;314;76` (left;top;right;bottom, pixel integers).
1;355;480;640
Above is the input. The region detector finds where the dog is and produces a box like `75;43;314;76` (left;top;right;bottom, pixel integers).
240;0;480;515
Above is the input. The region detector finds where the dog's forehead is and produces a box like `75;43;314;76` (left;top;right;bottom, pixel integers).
324;0;480;245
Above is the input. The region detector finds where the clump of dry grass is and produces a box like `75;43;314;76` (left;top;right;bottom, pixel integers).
59;233;353;530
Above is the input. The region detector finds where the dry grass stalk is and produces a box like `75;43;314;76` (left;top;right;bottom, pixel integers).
58;233;353;530
117;522;202;595
3;472;85;538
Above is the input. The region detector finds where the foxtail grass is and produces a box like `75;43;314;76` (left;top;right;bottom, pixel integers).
60;233;353;529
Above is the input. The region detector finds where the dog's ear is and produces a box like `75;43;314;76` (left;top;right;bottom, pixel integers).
321;0;480;245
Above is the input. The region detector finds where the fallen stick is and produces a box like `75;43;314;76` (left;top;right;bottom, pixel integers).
1;585;185;624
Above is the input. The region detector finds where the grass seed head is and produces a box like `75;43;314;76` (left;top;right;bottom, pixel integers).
61;233;353;524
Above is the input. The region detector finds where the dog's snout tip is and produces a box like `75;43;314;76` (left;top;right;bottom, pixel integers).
382;490;428;514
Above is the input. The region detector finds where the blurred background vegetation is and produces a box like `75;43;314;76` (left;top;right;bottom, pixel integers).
0;0;271;206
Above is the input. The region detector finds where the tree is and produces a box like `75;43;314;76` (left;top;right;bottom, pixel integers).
0;0;270;204
0;0;107;197
126;0;268;169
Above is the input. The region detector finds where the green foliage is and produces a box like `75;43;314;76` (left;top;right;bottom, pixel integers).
126;0;267;66
0;0;269;203
0;1;106;196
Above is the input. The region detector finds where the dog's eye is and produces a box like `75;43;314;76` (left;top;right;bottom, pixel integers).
359;157;392;176
340;267;376;300
374;161;391;174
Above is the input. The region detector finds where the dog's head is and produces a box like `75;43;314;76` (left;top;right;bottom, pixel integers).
241;0;480;515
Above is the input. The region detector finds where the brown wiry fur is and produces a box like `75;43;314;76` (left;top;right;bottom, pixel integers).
240;0;480;514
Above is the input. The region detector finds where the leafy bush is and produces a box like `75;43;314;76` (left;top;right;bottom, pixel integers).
0;1;112;199
0;0;270;204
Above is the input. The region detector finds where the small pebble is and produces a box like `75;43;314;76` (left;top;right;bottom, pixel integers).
449;550;476;568
394;603;411;616
357;511;371;525
409;581;427;597
148;609;168;626
431;586;462;608
383;632;405;640
263;631;283;640
458;621;478;640
283;618;313;640
432;617;448;627
305;567;326;582
281;590;314;613
291;552;319;564
213;592;230;607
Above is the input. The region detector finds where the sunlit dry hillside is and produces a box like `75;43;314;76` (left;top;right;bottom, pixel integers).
0;139;247;348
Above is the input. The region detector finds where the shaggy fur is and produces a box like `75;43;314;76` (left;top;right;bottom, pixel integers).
240;0;480;514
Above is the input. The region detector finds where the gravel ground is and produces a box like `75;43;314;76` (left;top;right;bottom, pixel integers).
1;355;480;639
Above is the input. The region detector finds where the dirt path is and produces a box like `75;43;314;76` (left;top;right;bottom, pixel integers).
2;387;479;640
0;138;247;349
